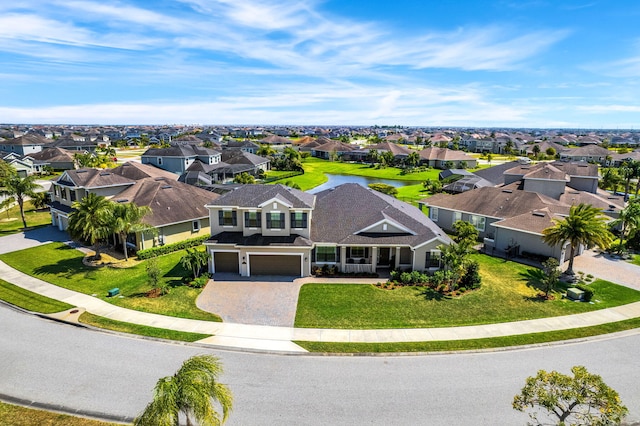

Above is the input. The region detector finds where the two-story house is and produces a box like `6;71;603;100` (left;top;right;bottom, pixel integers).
0;134;50;156
141;145;222;174
205;183;452;277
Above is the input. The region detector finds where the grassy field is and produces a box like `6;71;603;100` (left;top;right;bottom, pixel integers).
296;317;640;353
0;242;221;322
0;278;73;313
0;402;121;426
294;254;640;329
267;157;441;191
0;201;52;235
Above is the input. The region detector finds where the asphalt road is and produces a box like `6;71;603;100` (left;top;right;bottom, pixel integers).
1;305;640;425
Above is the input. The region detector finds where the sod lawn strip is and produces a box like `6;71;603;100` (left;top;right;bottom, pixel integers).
0;201;53;235
295;317;640;353
0;242;221;322
0;401;121;426
294;254;640;329
0;279;73;313
79;312;211;342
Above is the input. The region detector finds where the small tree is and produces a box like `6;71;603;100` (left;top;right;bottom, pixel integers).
452;220;479;253
0;172;41;229
233;172;255;184
180;248;210;279
541;257;561;298
134;355;233;426
145;257;167;295
513;366;628;425
31;191;48;210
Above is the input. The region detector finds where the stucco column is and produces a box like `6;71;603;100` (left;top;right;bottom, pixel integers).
371;247;378;271
394;247;401;269
340;246;347;272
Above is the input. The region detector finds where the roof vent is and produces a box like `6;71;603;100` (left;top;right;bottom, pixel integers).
609;205;616;209
76;170;87;173
162;185;172;189
502;189;512;193
532;211;546;217
99;172;110;176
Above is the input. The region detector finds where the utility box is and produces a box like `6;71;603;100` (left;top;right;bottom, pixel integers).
567;287;585;301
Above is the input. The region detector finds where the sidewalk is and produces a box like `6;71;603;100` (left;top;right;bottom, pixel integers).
2;259;640;353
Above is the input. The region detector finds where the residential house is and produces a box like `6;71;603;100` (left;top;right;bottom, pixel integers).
205;183;451;277
558;145;611;164
310;139;355;160
0;134;50;156
25;147;76;171
417;147;477;169
141;145;222;174
50;135;99;152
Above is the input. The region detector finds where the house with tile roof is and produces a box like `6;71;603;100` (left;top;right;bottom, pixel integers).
558;145;611;165
24;147;76;171
205;183;451;277
417;147;477;169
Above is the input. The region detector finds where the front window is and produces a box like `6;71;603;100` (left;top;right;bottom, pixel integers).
244;211;261;228
453;211;462;223
430;207;438;222
425;250;441;268
350;246;365;258
157;157;162;165
290;211;307;228
218;210;237;226
470;215;486;232
192;220;200;232
69;190;76;202
316;246;336;262
266;212;284;229
61;188;67;200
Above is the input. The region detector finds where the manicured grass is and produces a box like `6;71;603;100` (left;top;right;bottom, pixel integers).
295;317;640;353
395;183;432;205
0;201;52;235
294;254;640;329
0;401;120;426
629;254;640;267
79;312;211;342
0;243;221;322
269;157;441;191
0;279;74;313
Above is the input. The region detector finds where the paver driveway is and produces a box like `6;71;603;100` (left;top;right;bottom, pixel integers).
196;274;304;327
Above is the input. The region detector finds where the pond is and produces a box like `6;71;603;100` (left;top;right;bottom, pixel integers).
308;174;420;194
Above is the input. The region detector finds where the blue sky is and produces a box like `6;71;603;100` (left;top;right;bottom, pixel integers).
1;1;640;127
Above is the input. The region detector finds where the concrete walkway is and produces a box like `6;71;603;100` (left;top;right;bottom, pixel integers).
3;257;640;353
572;249;640;290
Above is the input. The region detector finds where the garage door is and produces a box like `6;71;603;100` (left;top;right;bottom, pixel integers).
213;252;239;273
249;255;301;276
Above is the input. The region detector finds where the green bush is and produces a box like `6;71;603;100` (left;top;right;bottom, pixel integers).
137;235;209;260
574;284;594;302
460;260;482;289
190;274;210;288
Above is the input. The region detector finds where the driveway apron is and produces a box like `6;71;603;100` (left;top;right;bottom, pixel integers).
0;226;68;254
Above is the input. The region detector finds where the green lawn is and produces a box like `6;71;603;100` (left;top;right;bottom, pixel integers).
0;201;52;235
0;278;73;313
294;254;640;329
629;254;640;267
0;401;120;426
268;157;441;191
0;242;221;322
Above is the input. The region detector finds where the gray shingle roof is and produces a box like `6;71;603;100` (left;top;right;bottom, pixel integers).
58;168;135;188
206;184;315;209
312;183;450;246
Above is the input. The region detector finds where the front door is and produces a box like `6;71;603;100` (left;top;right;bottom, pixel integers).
377;247;390;267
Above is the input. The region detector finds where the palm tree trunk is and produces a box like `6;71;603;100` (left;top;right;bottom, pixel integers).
17;197;27;229
566;244;576;275
121;232;129;261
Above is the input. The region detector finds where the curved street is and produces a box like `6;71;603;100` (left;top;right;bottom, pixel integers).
1;305;640;425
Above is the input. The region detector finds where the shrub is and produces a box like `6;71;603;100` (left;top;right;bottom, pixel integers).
190;274;210;288
574;284;594;302
460;260;482;289
137;235;209;260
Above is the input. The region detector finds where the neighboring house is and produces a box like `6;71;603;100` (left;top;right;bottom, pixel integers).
220;151;270;174
25;147;76;171
558;145;611;164
503;161;599;196
225;139;260;154
310;140;355;159
205;183;452;277
50;135;99;152
50;168;136;231
111;178;217;250
109;161;178;181
608;150;640;167
417;147;477;169
0;134;50;156
141;145;222;174
520;141;566;156
350;142;412;162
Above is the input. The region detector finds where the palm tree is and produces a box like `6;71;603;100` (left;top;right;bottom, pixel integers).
611;199;640;248
256;144;275;157
542;203;614;275
68;193;113;260
134;354;233;426
180;248;210;279
0;172;41;229
110;202;153;261
405;151;420;168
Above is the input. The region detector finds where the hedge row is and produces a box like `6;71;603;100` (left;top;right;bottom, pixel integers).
137;235;209;260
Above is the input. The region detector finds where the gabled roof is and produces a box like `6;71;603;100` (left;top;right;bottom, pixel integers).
366;142;412;156
24;147;75;163
472;161;521;185
206;184;315;209
518;163;569;182
561;145;610;156
221;151;270;166
56;168;135;189
418;147;475;161
559;189;625;214
424;186;569;219
112;178;218;227
491;207;565;235
142;145;220;158
312;183;451;247
110;161;178;181
261;135;292;145
1;134;50;146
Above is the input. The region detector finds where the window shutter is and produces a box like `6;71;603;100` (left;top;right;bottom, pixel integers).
266;214;272;228
244;212;249;223
279;213;285;225
302;213;308;228
218;210;223;225
232;211;237;226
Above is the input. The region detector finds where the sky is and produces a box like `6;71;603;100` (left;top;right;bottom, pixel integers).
2;1;640;128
